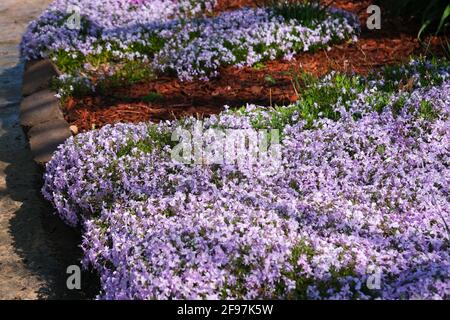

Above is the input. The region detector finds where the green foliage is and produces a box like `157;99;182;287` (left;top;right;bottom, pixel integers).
376;0;450;37
261;0;329;28
370;57;450;93
232;71;362;130
51;50;85;74
264;74;277;85
129;34;166;56
419;100;439;120
52;34;165;96
117;125;175;158
279;240;315;299
142;91;163;103
223;40;249;65
231;57;449;133
253;62;267;70
97;61;157;94
232;72;364;131
297;72;364;125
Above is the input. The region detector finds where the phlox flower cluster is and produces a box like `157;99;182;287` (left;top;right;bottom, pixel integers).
21;0;359;89
43;61;450;299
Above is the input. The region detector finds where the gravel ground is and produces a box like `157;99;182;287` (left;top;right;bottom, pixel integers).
0;0;98;300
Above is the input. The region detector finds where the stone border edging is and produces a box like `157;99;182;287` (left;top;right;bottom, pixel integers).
20;59;71;164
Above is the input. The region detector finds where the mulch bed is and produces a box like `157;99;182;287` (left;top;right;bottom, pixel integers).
64;0;450;132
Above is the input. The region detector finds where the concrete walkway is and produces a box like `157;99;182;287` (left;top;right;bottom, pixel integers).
0;0;97;299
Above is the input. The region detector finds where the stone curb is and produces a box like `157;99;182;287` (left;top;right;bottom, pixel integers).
20;59;71;165
28;119;71;164
22;59;59;96
19;88;64;129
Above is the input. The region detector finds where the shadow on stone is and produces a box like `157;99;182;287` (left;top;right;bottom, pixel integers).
0;62;100;299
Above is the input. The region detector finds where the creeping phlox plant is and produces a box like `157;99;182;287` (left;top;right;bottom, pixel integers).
43;59;450;299
21;0;359;96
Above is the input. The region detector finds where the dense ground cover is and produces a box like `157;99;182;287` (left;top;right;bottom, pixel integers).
43;59;450;299
20;0;359;97
21;0;449;302
46;0;449;133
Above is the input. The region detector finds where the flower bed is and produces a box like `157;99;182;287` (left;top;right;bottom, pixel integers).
43;59;450;299
21;0;359;96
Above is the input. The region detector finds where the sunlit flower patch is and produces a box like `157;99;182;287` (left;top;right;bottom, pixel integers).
43;60;450;299
21;0;359;95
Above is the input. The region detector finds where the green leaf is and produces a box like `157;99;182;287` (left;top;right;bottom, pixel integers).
418;19;431;39
437;5;450;34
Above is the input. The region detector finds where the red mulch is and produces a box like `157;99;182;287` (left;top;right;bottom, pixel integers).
64;0;450;132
